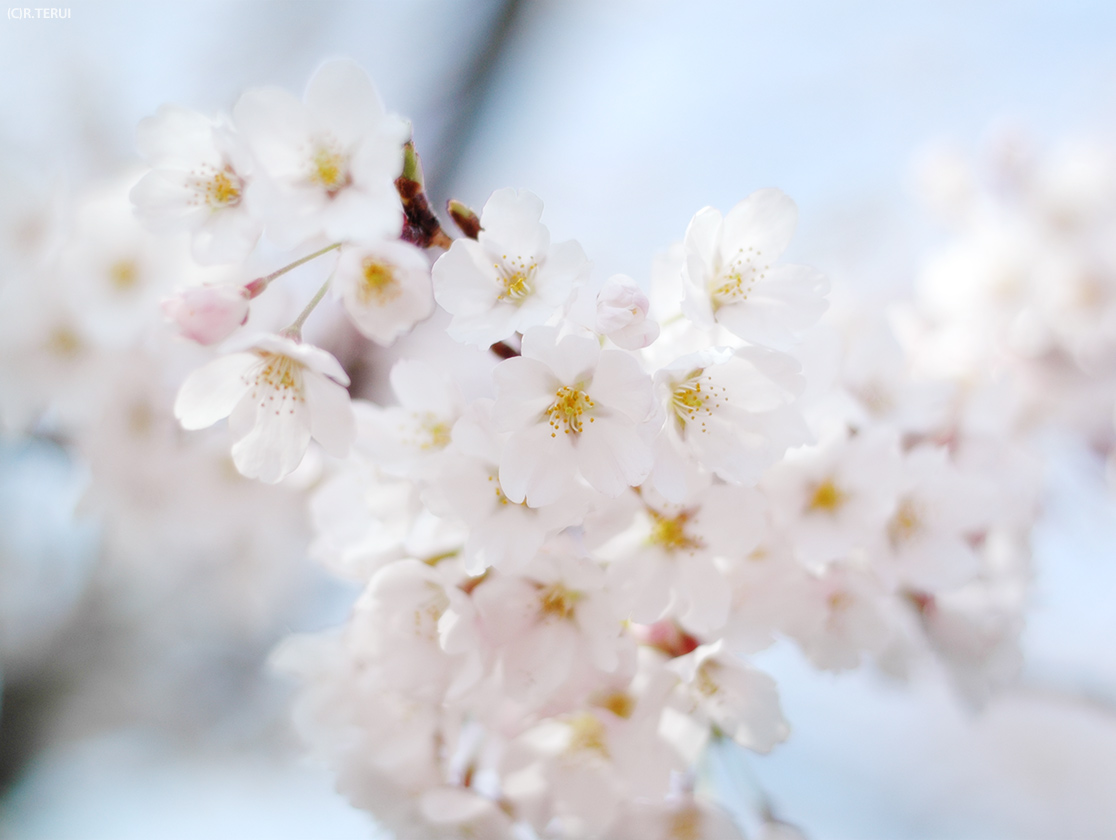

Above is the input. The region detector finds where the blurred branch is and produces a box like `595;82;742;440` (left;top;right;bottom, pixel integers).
423;0;530;203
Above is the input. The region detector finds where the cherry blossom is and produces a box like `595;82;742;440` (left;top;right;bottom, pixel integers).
681;189;829;350
130;105;262;263
432;188;590;347
174;333;355;482
333;238;433;344
161;282;249;345
493;326;657;505
233;59;410;247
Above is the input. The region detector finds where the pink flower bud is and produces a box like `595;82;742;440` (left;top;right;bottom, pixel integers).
595;274;659;349
161;284;250;345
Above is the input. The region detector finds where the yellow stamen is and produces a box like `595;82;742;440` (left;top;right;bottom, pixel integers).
710;246;767;308
647;509;704;553
537;581;581;620
807;479;846;513
546;385;594;436
108;259;139;291
888;497;922;546
494;254;537;302
668;806;702;840
567;712;609;758
694;662;721;697
310;146;350;193
47;327;82;358
205;169;242;207
595;691;635;719
670;368;727;434
357;259;400;305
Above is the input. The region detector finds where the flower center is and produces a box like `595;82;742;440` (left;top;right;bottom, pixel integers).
647;509;704;553
486;473;526;507
47;326;82;358
413;586;450;641
670;368;726;433
711;246;767;308
888;497;923;546
357;259;400;305
694;661;721;697
494;254;537;302
546;385;595;436
567;712;609;758
537;581;581;620
248;353;306;414
807;479;846;513
309;144;351;194
205;169;242;208
668;807;702;840
108;259;140;292
594;691;635;719
420;414;451;450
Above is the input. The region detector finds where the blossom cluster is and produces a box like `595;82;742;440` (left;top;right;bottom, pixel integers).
911;133;1116;480
117;62;1041;838
0;59;1050;839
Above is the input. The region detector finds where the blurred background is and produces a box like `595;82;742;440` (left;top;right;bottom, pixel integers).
1;1;1116;838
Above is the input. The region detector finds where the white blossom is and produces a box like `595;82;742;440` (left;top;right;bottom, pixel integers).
432;188;590;347
681;189;828;350
174;333;355;482
131;105;262;263
333;239;433;344
233;59;409;247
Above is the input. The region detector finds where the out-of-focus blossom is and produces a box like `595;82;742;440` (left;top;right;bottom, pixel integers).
161;283;250;345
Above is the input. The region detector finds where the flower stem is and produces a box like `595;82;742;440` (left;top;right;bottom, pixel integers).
281;276;333;341
245;242;342;298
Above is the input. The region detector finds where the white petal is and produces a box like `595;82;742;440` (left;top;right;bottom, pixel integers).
304;59;386;145
305;371;356;457
721;188;798;262
591;349;654;421
173;352;256;430
230;387;313;482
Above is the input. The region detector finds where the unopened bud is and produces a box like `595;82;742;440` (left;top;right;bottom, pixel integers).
400;140;424;188
162;284;250;345
596;274;659;349
447;199;481;239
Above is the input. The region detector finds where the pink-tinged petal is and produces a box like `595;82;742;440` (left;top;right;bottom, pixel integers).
678;555;730;635
390;359;457;415
720;188;798;262
534;238;590;306
129;170;196;220
493;356;557;429
521;327;599;385
648;429;699;503
232;86;309;174
615;554;672;625
304;59;387;145
432;240;499;315
591;349;654;421
716;263;828;349
502;619;576;700
192;206;262;264
305;371;356;457
230;388;313;483
683;206;723;270
479;188;547;257
173;352;257;430
575;418;653;496
135;105;219;168
500;423;574;506
253;337;350;386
